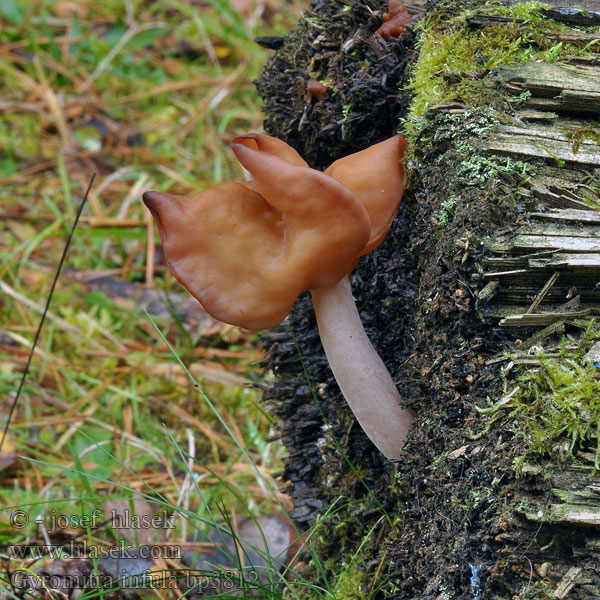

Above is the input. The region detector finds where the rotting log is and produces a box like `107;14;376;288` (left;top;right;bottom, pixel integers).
494;62;600;115
257;1;600;598
464;55;600;596
404;50;600;597
396;56;600;593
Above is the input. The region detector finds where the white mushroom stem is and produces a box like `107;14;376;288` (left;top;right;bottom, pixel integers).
310;276;415;459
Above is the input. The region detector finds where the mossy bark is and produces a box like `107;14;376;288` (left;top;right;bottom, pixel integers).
258;1;600;598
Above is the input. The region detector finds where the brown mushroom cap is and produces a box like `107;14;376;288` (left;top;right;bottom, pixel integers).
307;79;328;101
143;148;370;329
143;133;407;330
324;135;408;254
233;132;308;168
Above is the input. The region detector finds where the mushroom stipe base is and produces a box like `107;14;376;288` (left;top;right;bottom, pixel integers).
311;276;414;459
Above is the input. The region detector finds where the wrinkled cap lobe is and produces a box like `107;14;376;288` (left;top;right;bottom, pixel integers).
325;135;408;254
143;151;370;329
143;133;407;330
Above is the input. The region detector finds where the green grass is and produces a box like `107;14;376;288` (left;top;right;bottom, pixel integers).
0;2;406;597
0;0;355;597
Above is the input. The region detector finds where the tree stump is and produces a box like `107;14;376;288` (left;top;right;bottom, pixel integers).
258;1;600;597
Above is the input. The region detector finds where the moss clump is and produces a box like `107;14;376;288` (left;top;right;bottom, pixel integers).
474;323;600;471
328;560;366;600
405;1;600;144
315;517;390;600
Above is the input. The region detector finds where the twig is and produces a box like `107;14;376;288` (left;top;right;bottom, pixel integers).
0;174;96;455
526;271;560;314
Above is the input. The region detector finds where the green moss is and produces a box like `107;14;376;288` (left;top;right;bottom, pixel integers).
329;561;365;600
567;123;600;154
301;509;393;600
323;529;380;600
473;322;600;472
457;154;533;186
438;195;458;226
405;1;600;145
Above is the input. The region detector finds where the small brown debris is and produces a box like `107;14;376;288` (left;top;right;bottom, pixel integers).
51;1;87;18
447;445;468;460
377;0;412;40
307;79;327;101
538;562;551;578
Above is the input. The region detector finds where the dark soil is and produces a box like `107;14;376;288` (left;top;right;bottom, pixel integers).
256;0;415;169
382;111;527;599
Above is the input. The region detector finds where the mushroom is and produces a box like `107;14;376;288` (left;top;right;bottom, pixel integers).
377;0;412;40
307;79;328;101
143;133;415;459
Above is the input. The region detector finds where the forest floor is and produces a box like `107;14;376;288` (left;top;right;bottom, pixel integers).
0;1;321;598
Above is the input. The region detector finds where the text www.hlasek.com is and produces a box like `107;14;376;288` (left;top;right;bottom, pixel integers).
8;541;181;560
